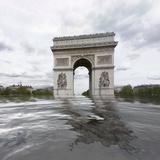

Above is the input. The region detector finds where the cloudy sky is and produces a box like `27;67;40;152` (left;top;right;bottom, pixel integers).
0;0;160;94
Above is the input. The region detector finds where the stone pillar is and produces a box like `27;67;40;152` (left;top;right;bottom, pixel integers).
53;69;74;97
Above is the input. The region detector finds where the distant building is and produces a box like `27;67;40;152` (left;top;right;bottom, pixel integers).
133;84;160;93
114;86;123;92
9;84;33;92
34;87;53;92
9;84;21;90
44;86;53;91
25;86;34;92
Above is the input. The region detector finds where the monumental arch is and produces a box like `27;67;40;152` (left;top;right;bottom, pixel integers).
51;32;118;97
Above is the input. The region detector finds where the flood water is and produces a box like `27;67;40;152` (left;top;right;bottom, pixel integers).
0;96;160;160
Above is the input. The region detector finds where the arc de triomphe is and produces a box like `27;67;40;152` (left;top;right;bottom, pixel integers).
51;32;118;97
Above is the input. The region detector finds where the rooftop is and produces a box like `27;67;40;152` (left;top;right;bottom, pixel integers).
53;32;115;41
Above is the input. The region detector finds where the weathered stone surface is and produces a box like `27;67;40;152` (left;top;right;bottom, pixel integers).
51;32;118;97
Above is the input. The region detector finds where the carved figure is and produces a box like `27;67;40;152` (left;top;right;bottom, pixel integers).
99;71;110;87
57;73;67;88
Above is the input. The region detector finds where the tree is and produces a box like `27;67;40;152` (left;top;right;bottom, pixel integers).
136;86;160;97
15;86;31;95
3;87;12;95
120;85;133;97
82;89;89;97
32;89;53;96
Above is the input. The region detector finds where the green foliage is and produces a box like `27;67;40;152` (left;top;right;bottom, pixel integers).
15;86;31;95
135;86;160;97
32;89;53;96
114;90;120;96
3;87;12;95
0;86;31;96
120;85;133;97
82;89;89;97
0;86;53;97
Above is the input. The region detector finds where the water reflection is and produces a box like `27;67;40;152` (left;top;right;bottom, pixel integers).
0;96;159;160
116;96;160;105
63;98;139;154
0;95;54;103
0;131;26;147
135;96;160;104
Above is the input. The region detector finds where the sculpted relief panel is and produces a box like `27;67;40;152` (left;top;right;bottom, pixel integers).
99;71;110;88
56;58;69;66
97;55;112;65
57;73;67;88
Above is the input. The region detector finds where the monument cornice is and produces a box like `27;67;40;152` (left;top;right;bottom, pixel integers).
52;47;114;55
51;42;118;52
53;32;115;41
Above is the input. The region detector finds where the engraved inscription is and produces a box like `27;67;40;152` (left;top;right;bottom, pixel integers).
99;71;110;88
57;73;67;88
97;55;112;65
56;58;69;66
54;48;114;55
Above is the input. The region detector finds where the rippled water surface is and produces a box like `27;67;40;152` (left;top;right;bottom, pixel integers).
0;96;160;160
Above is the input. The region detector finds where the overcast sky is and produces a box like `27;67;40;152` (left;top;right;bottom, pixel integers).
0;0;160;94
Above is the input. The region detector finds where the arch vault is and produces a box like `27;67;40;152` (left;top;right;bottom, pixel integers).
51;32;118;98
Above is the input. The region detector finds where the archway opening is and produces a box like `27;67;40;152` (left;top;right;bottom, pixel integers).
74;67;89;95
73;58;92;96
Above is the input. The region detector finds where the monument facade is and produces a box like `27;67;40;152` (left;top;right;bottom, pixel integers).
51;32;118;97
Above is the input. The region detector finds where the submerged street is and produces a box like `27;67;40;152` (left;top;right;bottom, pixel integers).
0;96;160;160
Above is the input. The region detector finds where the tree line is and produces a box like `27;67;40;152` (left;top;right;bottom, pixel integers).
0;86;53;96
116;85;160;97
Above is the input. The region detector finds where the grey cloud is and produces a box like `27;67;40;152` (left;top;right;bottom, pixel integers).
127;53;140;60
45;72;53;79
21;41;35;53
0;73;20;78
28;60;40;66
36;49;47;55
74;67;89;79
143;23;160;47
132;23;160;50
88;1;156;50
147;75;160;80
90;1;151;30
75;67;89;73
4;60;11;64
115;61;131;71
32;66;41;72
116;66;131;71
0;72;41;79
28;78;53;87
131;72;139;76
116;68;129;71
33;84;53;89
0;41;13;51
74;69;83;75
74;74;89;79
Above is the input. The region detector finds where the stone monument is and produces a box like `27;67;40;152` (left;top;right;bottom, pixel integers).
51;32;118;97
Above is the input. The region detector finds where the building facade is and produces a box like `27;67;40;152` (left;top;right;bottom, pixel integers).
51;32;118;97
